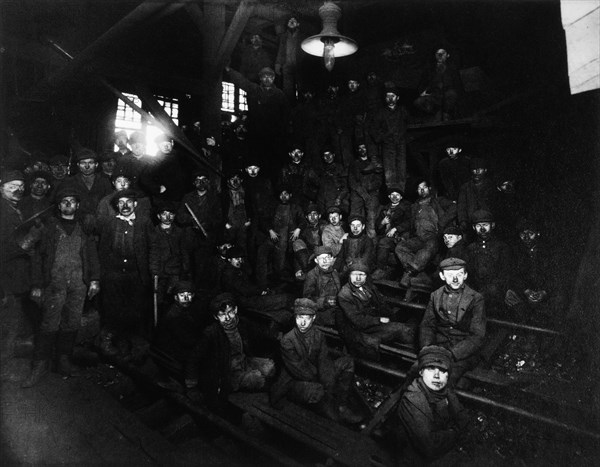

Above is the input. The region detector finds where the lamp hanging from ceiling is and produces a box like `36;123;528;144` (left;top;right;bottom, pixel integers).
301;1;357;72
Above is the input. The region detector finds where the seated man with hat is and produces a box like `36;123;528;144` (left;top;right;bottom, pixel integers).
303;246;341;326
186;292;277;411
337;261;413;360
291;203;325;281
419;258;486;386
396;345;469;462
270;298;363;424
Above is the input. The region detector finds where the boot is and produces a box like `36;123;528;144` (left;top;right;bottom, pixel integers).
99;332;119;357
21;360;49;388
56;331;80;377
21;332;55;388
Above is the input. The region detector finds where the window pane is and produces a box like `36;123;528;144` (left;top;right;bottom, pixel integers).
222;82;235;112
239;89;248;111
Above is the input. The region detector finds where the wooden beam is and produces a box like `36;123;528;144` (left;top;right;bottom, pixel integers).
211;0;256;75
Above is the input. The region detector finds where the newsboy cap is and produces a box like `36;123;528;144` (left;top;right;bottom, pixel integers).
54;187;80;203
258;67;275;77
313;245;333;258
293;298;316;315
210;292;237;314
349;260;370;274
348;214;366;225
172;280;195;294
75;148;97;162
0;170;25;184
327;206;342;215
470;158;487;170
439;257;467;271
443;225;462;236
418;345;453;371
471;209;494;224
387;186;404;197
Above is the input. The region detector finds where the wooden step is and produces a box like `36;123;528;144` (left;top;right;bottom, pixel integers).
228;392;392;467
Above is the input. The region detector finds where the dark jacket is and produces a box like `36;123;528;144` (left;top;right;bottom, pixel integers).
31;217;100;288
334;231;375;272
419;284;486;361
270;326;335;406
177;190;223;241
186;318;275;402
97;215;155;285
221;262;262;298
397;379;466;461
278;162;320;204
149;225;188;278
303;266;341;311
141;150;187;202
0;198;31;295
408;196;456;241
466;236;513;292
375;201;412;237
457;178;498;229
337;282;391;332
55;173;112;217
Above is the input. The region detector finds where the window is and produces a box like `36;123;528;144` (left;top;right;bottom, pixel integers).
114;93;179;155
221;82;248;113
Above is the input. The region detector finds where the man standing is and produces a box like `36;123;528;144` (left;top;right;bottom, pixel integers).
275;16;306;103
141;134;187;203
22;188;100;387
369;82;409;190
19;170;53;221
97;189;156;357
0;170;41;362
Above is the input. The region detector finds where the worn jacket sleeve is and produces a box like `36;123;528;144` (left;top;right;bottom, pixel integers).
419;294;437;348
337;287;381;329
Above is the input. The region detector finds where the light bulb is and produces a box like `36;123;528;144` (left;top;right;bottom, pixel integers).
323;41;335;72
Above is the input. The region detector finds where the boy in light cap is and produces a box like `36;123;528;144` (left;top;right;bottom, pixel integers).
419;257;486;386
396;345;468;462
271;298;363;424
302;245;341;326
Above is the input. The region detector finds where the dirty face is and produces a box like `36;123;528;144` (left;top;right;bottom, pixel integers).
116;197;136;216
350;220;365;236
30;177;50;197
175;291;194;308
439;268;467;290
314;253;333;270
2;180;25;202
245;165;260;177
58;196;79;217
215;305;238;330
443;234;462;249
295;314;315;333
328;212;341;226
474;222;494;239
77;158;97;176
113;176;131;191
420;366;449;391
157;210;175;226
349;271;367;287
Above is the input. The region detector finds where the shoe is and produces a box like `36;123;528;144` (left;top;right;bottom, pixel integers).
21;360;49;388
338;405;364;424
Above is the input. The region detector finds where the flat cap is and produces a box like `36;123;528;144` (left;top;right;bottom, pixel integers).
54;187;80;202
258;67;275;77
439;257;467;271
471;209;494;224
327;206;342;215
470;157;487;170
418;345;453;371
387;186;404;196
172;280;195;294
293;298;316;315
443;225;462;236
210;292;237;314
112;188;138;202
74;148;97;162
313;245;333;258
348;214;366;225
383;81;400;96
29;170;52;184
305;203;320;215
349;260;370;274
0;170;25;184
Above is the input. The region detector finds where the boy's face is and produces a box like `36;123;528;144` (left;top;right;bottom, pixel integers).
295;314;315;333
474;222;493;238
307;211;320;225
157;210;175;226
439;268;467;290
350;220;364;236
228;257;244;269
388;192;402;204
314;253;333;270
175;291;194;307
420;366;449;391
215;305;238;330
520;229;539;248
443;234;462;249
328;212;341;226
349;271;367;287
446;147;461;159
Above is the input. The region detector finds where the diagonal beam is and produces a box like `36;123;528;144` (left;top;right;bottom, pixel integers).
134;85;222;176
212;0;256;72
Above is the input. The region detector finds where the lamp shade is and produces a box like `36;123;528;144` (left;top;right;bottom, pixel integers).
301;1;358;58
